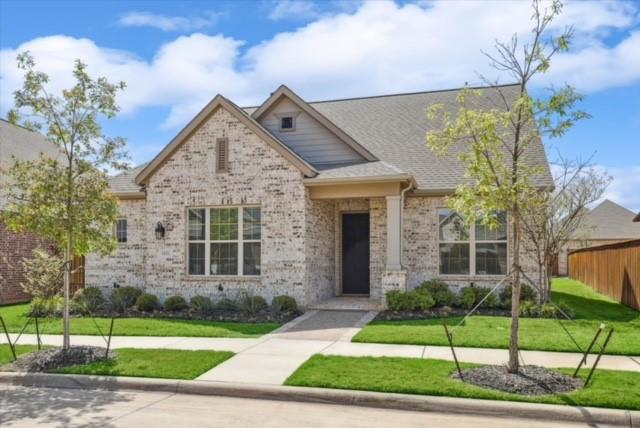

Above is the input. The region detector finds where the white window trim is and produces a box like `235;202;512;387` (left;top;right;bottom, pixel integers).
187;205;261;277
275;111;300;132
437;208;508;276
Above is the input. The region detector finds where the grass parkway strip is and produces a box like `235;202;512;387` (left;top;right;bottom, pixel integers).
0;345;233;380
285;355;640;411
353;278;640;355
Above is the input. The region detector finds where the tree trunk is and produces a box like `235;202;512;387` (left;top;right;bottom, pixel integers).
508;214;522;373
63;237;71;349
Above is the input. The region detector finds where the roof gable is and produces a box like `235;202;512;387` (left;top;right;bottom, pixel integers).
251;85;377;165
135;95;317;185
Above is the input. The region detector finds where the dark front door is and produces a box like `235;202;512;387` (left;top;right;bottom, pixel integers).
342;213;370;295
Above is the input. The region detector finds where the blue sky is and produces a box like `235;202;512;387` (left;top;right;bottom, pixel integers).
1;0;639;210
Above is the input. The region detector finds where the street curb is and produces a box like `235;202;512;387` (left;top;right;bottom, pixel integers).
0;372;637;427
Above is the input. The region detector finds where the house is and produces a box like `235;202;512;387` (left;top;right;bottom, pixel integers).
557;199;640;276
86;84;551;308
0;119;60;304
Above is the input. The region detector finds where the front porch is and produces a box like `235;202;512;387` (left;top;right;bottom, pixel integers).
304;174;414;309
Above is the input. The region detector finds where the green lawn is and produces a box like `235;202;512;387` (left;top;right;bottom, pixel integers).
353;278;640;355
52;348;233;380
286;355;640;410
0;344;41;366
0;303;280;338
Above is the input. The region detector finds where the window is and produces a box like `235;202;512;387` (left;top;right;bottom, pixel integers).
279;116;294;131
115;219;127;243
187;206;261;276
216;137;229;172
438;209;507;275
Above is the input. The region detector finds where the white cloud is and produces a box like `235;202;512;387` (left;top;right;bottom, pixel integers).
118;11;221;32
268;0;320;21
1;0;639;129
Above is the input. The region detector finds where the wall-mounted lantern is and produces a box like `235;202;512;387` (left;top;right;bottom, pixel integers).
155;222;165;240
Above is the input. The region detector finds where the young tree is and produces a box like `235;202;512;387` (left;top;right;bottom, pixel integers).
521;158;610;303
426;0;588;373
2;52;128;349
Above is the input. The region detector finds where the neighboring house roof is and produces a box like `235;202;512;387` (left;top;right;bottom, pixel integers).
634;212;640;222
571;199;640;240
0;119;61;209
113;84;553;196
135;94;317;185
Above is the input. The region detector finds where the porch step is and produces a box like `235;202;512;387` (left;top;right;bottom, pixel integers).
308;297;384;311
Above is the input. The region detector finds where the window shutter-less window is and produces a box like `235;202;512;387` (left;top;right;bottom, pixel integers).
216;137;229;172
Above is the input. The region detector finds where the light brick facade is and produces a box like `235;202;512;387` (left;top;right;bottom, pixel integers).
87;104;539;307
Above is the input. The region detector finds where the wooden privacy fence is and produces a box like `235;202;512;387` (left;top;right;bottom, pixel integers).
568;239;640;310
70;255;85;294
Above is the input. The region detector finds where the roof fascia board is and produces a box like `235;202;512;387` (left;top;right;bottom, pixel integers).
135;95;316;184
303;174;414;186
252;85;378;162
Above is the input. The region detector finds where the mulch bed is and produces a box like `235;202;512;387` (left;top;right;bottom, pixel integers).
2;346;115;373
454;365;584;396
79;308;300;324
376;307;511;321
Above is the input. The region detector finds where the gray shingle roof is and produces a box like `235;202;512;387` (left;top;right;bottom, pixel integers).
108;163;148;194
0;119;61;209
573;200;640;240
113;84;553;195
304;84;552;190
314;161;406;181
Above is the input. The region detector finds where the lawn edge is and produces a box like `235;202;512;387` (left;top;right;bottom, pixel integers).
0;372;636;427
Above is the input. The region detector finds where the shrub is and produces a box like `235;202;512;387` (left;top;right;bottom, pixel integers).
238;291;268;314
417;280;454;307
554;301;575;319
20;248;63;299
539;303;558;319
110;286;142;313
475;286;500;308
386;289;435;311
190;295;213;316
457;286;477;309
412;290;435;310
30;296;63;317
519;300;537;317
136;293;159;312
71;287;105;315
164;295;188;312
271;295;298;314
216;298;239;312
499;283;537;308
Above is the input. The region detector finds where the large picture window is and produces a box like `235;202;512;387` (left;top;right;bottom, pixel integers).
438;209;507;275
187;206;261;276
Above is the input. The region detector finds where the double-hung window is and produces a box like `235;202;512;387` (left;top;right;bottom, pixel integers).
187;206;261;276
115;219;127;243
438;209;507;275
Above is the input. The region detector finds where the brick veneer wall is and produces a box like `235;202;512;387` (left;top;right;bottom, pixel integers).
403;195;538;291
0;218;51;304
87;106;312;305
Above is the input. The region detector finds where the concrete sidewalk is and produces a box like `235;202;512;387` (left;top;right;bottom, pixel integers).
3;310;639;385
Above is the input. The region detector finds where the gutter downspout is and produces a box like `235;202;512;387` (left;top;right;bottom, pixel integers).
399;181;414;269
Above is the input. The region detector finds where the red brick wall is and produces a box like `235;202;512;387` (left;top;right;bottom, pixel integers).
0;218;52;304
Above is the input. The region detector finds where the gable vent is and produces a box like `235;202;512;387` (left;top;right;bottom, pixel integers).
216;137;229;173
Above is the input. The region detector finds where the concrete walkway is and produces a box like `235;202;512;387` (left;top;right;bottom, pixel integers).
196;310;377;384
3;311;639;385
